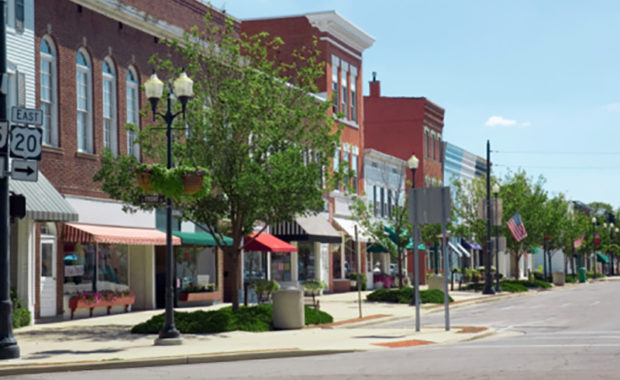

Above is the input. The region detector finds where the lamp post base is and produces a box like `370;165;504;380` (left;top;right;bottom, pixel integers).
155;328;183;346
0;341;19;359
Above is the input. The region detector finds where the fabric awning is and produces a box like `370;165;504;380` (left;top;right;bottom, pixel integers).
455;243;471;258
597;252;611;264
64;223;180;245
9;172;78;221
244;233;297;252
461;238;482;250
272;215;341;243
333;217;370;243
448;242;467;257
173;231;232;246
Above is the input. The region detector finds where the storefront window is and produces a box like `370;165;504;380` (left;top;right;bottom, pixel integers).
244;251;266;281
297;242;315;281
63;243;128;294
175;247;217;291
271;252;291;282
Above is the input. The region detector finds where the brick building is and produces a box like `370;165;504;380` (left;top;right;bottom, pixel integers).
242;11;375;291
27;0;232;320
364;74;446;283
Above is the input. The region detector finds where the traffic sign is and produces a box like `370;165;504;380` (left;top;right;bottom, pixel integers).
10;125;42;160
0;122;7;150
11;159;38;182
10;107;43;126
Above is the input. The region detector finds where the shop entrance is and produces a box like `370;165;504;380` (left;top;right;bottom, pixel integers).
40;224;57;317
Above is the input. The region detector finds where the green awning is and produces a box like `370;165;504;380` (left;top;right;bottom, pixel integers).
529;245;540;254
366;241;425;253
173;231;233;246
597;252;611;264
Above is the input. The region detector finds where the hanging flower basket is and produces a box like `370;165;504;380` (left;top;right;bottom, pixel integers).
136;172;153;191
183;173;204;194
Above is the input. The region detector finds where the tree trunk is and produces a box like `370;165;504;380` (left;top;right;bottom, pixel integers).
513;252;522;280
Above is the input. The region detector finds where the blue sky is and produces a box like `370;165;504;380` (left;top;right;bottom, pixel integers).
216;0;620;208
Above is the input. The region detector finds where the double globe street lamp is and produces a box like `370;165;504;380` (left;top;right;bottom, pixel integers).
144;71;194;345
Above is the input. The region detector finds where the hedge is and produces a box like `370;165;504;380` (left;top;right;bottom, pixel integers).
366;288;453;304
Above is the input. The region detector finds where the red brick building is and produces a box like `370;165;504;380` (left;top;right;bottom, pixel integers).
364;75;446;282
31;0;232;319
242;12;375;291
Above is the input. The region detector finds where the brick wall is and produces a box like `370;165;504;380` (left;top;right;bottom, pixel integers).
35;0;231;198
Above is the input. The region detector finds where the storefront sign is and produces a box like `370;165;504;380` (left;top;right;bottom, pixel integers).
65;265;84;277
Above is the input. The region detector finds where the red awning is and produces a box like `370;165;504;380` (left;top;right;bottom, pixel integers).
64;223;181;246
244;233;297;253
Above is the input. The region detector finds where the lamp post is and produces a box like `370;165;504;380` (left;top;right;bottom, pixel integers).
592;217;597;279
407;154;421;332
145;71;194;345
0;0;19;359
604;223;617;276
492;183;501;292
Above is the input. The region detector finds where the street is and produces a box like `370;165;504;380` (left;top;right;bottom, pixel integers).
12;280;620;380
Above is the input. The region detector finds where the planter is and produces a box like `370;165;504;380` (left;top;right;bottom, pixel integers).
182;174;203;194
68;295;135;320
136;173;153;191
180;291;218;302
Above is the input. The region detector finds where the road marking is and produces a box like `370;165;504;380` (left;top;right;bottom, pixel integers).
591;301;601;306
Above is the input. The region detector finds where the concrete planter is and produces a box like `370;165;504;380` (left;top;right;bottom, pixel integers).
552;271;565;286
428;275;445;291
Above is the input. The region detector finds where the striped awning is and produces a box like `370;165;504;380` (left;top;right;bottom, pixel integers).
449;242;471;258
333;217;371;243
9;172;77;222
64;223;181;246
272;215;341;243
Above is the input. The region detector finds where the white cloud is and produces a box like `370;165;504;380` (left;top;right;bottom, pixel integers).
484;116;530;127
604;102;620;112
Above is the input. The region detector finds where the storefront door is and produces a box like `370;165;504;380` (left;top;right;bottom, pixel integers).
40;237;57;317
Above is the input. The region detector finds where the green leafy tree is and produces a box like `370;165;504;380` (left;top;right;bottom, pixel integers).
558;206;590;274
94;16;342;311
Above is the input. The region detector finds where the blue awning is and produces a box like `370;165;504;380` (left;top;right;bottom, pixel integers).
461;238;482;251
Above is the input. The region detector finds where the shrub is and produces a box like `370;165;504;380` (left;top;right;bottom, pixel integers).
498;280;529;292
131;305;333;334
348;272;367;290
366;288;453;304
250;280;280;303
565;274;577;283
302;280;327;295
10;288;30;329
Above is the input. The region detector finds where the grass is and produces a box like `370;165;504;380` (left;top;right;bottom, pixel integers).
131;305;333;334
366;288;453;304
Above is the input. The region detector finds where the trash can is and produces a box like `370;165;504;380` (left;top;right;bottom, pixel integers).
552;271;565;286
578;267;587;283
272;288;304;329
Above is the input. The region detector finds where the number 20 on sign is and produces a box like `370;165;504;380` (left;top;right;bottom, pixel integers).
10;125;42;160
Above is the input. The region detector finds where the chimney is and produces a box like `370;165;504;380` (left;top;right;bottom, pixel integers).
369;71;380;97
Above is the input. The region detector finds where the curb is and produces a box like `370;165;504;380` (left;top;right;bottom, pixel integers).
0;349;357;377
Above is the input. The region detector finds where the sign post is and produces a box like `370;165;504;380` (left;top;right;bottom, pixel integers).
0;0;20;359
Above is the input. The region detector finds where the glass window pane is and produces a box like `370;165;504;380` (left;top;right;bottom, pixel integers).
41;243;53;277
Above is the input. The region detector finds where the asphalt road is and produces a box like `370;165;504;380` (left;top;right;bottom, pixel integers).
13;280;620;380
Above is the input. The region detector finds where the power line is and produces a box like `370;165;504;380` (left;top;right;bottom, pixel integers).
495;150;620;156
495;163;620;170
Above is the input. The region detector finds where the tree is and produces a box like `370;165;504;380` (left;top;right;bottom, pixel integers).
557;205;590;275
94;16;342;311
350;165;410;288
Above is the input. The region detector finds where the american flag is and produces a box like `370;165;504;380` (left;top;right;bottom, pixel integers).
574;235;585;249
507;212;528;242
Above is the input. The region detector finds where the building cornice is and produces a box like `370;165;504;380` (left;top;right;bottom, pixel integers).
305;11;374;53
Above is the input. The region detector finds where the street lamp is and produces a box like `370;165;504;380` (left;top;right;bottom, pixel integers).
407;154;421;331
604;223;617;276
592;217;597;279
492;183;501;292
145;71;193;345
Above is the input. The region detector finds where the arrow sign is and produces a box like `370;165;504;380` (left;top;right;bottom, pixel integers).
0;121;7;149
11;159;38;182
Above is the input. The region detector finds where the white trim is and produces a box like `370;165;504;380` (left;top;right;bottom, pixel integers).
102;57;118;156
76;49;93;154
40;36;58;147
306;11;374;52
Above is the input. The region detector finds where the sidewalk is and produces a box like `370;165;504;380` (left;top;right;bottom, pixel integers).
0;287;507;376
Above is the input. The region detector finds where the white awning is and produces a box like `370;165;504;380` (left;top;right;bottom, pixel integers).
457;243;472;257
333;217;371;243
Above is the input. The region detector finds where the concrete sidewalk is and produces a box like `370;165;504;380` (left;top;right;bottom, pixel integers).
0;287;510;376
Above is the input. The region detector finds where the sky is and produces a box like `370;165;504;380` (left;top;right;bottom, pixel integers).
215;0;620;209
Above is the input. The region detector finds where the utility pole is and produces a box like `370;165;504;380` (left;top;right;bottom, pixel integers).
483;140;495;295
0;0;20;359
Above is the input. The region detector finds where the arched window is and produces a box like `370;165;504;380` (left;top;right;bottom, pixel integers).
76;50;93;153
40;37;58;147
126;67;140;160
102;58;117;155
